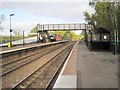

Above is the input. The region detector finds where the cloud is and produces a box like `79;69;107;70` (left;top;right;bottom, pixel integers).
3;0;89;2
2;2;95;21
1;1;95;35
2;21;35;35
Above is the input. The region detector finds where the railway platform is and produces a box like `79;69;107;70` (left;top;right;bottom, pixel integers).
1;43;39;51
1;40;68;52
53;41;118;88
1;42;54;52
1;41;68;55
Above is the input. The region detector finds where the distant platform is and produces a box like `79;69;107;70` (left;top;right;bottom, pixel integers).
1;40;68;54
0;36;38;47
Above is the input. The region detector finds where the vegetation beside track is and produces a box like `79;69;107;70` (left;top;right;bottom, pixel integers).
0;35;23;44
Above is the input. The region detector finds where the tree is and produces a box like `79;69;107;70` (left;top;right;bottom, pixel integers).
84;1;120;53
49;30;81;41
49;31;65;36
30;26;37;33
83;11;96;29
0;14;5;30
63;31;73;40
13;30;21;36
0;14;5;22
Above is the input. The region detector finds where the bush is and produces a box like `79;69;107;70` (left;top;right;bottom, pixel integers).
0;35;23;44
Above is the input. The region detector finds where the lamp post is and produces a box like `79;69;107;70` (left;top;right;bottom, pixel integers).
10;14;14;47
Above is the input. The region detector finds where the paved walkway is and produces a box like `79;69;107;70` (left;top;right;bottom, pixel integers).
77;41;118;88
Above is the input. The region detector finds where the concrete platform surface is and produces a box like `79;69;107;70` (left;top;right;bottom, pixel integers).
77;41;118;88
54;41;118;88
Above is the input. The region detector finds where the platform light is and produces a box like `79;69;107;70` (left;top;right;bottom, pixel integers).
10;14;14;47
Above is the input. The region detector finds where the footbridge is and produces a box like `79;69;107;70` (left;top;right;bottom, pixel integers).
37;23;92;31
37;23;92;42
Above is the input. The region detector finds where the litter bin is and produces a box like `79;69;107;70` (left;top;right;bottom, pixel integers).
8;42;11;48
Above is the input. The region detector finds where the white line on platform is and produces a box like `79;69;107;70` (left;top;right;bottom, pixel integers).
53;41;78;88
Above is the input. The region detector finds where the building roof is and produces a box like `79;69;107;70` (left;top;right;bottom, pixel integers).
93;27;110;34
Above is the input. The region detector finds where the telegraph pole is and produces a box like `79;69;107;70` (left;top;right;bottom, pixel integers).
23;30;25;45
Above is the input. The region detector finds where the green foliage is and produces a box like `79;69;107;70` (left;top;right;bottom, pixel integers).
84;1;120;32
79;34;85;40
83;11;96;29
30;26;37;33
63;31;73;40
49;31;84;41
83;11;91;22
85;1;120;53
49;31;65;36
84;1;120;38
0;35;23;44
94;2;113;31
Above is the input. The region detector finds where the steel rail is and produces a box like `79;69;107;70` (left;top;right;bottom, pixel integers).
11;43;74;89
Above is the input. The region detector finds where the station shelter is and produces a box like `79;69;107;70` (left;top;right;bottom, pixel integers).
87;27;110;50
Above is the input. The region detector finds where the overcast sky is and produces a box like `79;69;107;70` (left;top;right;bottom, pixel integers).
1;0;95;36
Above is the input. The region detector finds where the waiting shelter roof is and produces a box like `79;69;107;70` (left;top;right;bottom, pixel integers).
93;27;110;34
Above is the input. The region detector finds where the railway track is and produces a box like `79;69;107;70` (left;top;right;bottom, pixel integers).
1;41;68;62
11;42;75;89
2;41;74;89
1;42;67;63
0;42;69;76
